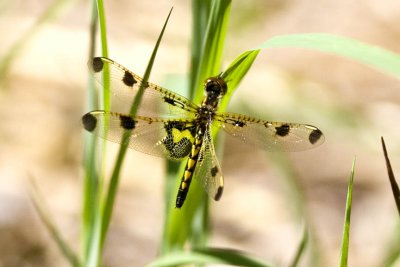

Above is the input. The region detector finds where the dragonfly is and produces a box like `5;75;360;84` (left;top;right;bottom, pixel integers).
82;57;324;208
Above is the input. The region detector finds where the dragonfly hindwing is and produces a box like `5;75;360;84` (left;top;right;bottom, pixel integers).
162;121;196;159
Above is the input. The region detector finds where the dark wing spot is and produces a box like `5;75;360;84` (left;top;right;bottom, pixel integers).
235;121;245;127
275;124;290;137
120;115;136;130
309;129;322;144
122;71;136;87
82;113;97;132
163;97;176;106
214;186;223;201
210;166;218;177
163;97;186;109
92;57;104;72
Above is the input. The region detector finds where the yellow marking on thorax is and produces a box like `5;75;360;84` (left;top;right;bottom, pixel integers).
171;128;195;143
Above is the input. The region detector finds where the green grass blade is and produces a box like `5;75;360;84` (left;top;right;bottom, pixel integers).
339;158;356;267
95;0;110;111
29;179;81;267
146;248;273;267
99;7;173;249
289;227;308;267
189;0;212;98
81;1;101;265
192;0;232;101
381;137;400;216
258;33;400;79
219;49;259;110
82;1;111;266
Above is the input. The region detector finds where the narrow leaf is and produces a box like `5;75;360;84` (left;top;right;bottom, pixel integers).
99;7;174;248
289;227;308;267
258;33;400;79
29;179;81;267
219;49;259;110
381;137;400;216
339;158;356;267
146;247;273;267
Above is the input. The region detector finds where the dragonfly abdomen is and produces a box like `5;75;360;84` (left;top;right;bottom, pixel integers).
175;126;204;208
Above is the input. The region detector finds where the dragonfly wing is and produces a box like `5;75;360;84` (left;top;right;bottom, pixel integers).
193;123;224;201
82;110;197;160
215;112;324;152
89;57;198;118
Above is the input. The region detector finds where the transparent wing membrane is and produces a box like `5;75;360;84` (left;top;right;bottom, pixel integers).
193;124;224;201
89;57;198;118
82;110;195;160
215;112;324;152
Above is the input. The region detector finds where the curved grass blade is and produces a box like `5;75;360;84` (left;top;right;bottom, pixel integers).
289;227;308;267
100;7;174;249
258;33;400;79
219;49;259;110
29;179;81;267
339;158;356;267
191;0;232;102
189;0;212;97
146;247;273;267
81;2;102;266
381;137;400;216
95;0;110;111
82;1;112;266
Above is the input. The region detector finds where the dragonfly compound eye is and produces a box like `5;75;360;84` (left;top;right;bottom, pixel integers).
204;77;227;98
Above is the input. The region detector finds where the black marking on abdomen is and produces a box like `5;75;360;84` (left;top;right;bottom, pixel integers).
309;128;322;144
175;130;204;208
82;113;97;132
120;115;136;130
92;57;104;72
123;71;136;87
275;124;290;137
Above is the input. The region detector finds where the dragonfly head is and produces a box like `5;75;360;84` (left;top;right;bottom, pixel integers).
204;77;227;100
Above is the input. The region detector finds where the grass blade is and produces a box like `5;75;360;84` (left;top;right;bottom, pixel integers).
99;7;173;248
29;179;80;267
219;49;259;110
258;33;400;79
146;247;273;267
339;158;356;267
192;0;232;102
81;1;102;265
82;1;111;266
289;227;308;267
189;0;212;97
381;137;400;216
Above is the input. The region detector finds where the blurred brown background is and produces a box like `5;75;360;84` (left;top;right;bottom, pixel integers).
0;0;399;266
